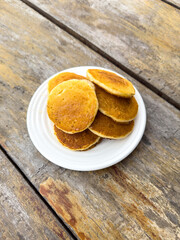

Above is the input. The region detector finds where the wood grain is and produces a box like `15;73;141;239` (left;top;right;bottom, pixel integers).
0;0;180;239
162;0;180;8
0;150;72;240
25;0;180;107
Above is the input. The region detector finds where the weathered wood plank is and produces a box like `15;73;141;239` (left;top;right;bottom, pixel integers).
0;150;72;240
0;0;180;239
25;0;180;107
162;0;180;8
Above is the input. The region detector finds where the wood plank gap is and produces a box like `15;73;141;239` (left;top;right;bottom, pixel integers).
20;0;180;110
0;144;78;240
160;0;180;9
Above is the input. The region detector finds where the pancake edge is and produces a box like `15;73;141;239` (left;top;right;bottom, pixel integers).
98;108;138;123
48;72;86;94
89;123;134;139
54;131;101;151
87;71;135;97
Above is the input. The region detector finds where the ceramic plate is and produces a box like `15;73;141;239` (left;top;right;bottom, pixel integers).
27;66;146;171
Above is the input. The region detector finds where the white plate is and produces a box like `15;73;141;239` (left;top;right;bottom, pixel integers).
27;66;146;171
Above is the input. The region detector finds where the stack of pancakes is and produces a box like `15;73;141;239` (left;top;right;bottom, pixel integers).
47;69;138;151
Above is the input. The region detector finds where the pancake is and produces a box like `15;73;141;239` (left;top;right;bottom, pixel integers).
87;69;135;97
89;111;134;139
95;85;138;122
54;125;100;150
48;72;85;93
47;79;98;134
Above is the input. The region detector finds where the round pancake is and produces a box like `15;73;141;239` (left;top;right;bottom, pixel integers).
47;79;98;134
89;111;134;139
54;125;100;151
87;69;135;97
95;85;138;122
48;72;85;94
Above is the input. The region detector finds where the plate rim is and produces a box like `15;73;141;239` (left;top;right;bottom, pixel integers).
27;66;146;171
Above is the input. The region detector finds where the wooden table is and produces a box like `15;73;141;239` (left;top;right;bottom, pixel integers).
0;0;180;239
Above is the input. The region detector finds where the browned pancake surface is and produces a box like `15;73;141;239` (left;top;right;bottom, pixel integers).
95;85;138;122
89;111;134;139
48;72;85;93
54;125;100;150
47;79;98;134
87;69;135;97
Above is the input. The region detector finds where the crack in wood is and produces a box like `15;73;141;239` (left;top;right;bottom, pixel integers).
160;0;180;9
0;145;78;240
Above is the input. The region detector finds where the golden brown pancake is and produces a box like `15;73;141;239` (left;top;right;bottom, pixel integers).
48;72;85;93
89;111;134;139
54;125;100;150
47;79;98;134
95;85;138;122
87;69;135;97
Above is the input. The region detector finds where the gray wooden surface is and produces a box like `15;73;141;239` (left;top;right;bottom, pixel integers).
0;0;180;239
25;0;180;108
0;150;72;240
